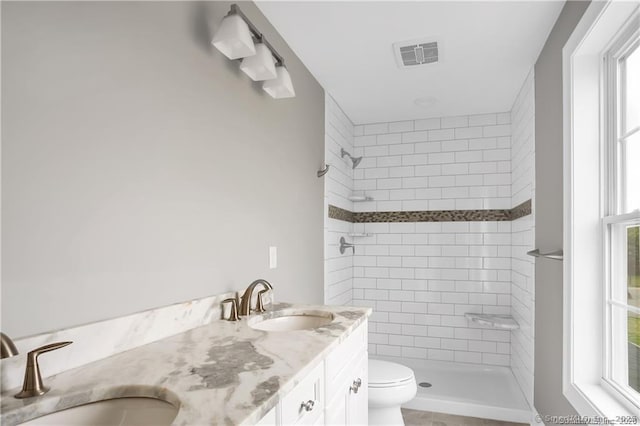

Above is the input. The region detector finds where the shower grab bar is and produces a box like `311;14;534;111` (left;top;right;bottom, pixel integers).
526;248;563;261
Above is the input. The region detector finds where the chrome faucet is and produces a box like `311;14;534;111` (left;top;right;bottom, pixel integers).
1;332;19;359
239;279;273;316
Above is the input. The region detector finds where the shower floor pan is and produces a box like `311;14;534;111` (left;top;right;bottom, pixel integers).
374;356;531;423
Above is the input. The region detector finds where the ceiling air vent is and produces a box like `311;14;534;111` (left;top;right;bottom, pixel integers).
393;39;439;69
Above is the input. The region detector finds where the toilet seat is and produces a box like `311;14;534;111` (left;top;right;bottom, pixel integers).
369;359;415;388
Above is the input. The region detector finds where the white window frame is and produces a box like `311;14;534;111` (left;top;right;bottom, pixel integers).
603;16;640;409
563;0;640;418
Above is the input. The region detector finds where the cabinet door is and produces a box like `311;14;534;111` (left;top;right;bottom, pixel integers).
327;350;368;426
281;361;324;425
325;320;369;426
325;383;349;425
347;352;368;426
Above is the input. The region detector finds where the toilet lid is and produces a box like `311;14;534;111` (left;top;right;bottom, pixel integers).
369;359;414;386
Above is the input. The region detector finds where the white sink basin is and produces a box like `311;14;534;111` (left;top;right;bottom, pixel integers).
20;397;178;426
250;311;334;331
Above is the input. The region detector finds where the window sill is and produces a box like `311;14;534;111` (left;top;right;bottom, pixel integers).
567;382;637;419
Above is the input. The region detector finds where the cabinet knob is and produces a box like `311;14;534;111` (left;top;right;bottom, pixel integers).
350;378;362;393
301;399;315;412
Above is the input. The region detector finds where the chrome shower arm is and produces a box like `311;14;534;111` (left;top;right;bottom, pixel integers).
317;164;330;177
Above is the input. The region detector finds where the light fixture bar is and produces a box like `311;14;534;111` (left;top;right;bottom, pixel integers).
228;4;285;66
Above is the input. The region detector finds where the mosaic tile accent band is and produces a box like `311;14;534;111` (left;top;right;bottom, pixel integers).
354;209;511;223
510;199;532;221
328;204;355;223
328;199;532;223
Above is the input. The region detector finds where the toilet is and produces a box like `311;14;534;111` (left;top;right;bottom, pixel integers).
368;359;417;425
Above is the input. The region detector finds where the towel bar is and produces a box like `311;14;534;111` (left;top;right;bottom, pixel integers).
526;248;563;261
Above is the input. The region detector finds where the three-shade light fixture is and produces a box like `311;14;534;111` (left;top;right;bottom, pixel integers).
211;4;295;99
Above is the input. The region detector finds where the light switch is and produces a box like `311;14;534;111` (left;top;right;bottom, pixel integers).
269;246;277;269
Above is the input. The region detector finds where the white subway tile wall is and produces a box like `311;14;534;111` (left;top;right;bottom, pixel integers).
352;115;513;213
350;112;513;367
324;95;356;305
510;70;535;406
325;71;535;392
351;220;513;366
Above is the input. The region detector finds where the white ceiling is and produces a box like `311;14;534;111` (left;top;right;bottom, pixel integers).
256;1;565;124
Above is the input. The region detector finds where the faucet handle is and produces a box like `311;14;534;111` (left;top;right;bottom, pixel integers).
255;289;271;313
15;341;72;399
222;298;240;321
1;332;19;359
29;341;72;356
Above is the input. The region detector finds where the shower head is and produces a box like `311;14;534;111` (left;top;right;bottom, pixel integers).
340;148;363;169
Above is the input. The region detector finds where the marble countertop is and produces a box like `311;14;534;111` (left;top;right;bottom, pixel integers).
0;303;371;425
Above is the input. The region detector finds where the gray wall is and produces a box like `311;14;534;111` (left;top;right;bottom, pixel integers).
534;0;589;418
1;1;325;338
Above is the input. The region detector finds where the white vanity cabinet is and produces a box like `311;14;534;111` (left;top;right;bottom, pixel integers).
257;320;368;426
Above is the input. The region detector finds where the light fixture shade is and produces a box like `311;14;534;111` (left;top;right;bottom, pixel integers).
240;43;277;81
211;14;256;60
263;66;295;99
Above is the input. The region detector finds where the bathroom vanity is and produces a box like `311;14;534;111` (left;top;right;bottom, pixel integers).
257;316;368;426
0;300;370;426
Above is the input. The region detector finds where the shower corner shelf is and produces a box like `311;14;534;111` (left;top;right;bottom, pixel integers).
348;195;374;202
348;232;373;238
464;313;519;330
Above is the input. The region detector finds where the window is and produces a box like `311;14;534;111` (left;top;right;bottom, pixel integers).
604;31;640;408
563;1;640;417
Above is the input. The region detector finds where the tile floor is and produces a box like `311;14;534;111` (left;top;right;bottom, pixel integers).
401;409;528;426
